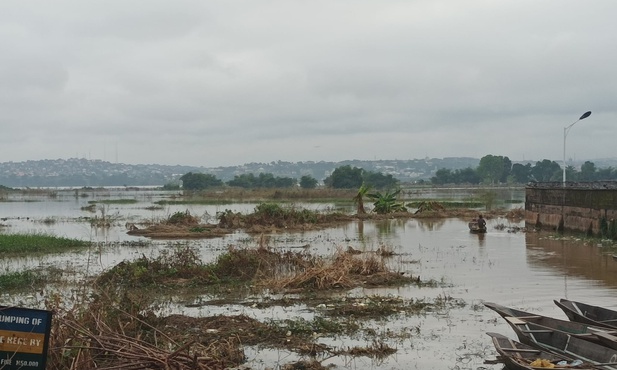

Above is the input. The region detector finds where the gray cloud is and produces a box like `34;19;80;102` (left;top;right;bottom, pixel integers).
1;0;615;167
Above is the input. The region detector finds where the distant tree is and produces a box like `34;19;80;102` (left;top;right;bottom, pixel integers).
227;173;257;188
362;171;399;189
565;165;580;182
227;173;296;188
530;160;561;182
510;163;532;183
596;166;617;180
431;168;453;185
299;175;318;189
579;161;597;181
180;172;223;190
257;173;277;188
162;182;181;190
269;174;296;188
477;155;506;184
500;156;512;183
431;167;480;185
324;165;364;189
456;167;481;184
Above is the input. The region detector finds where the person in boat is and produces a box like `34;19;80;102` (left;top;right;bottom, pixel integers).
477;214;486;229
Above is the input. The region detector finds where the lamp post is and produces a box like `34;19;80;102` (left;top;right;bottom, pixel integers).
563;111;592;186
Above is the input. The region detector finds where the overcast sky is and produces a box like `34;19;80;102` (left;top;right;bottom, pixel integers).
1;1;615;167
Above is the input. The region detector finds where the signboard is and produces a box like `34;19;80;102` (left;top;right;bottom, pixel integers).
0;306;52;370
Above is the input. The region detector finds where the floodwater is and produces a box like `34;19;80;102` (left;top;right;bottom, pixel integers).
2;188;617;370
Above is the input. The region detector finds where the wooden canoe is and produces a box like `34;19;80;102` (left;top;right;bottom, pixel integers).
555;299;617;330
484;302;617;349
487;332;595;370
498;315;617;370
468;221;487;233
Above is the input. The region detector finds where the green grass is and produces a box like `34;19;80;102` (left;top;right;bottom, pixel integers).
0;271;42;290
0;233;90;254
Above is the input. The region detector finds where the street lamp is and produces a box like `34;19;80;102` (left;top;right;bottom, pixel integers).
563;111;592;186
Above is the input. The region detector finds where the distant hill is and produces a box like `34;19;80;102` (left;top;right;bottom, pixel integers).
0;157;480;187
1;157;616;188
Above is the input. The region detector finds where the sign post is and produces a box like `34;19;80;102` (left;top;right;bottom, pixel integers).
0;306;52;370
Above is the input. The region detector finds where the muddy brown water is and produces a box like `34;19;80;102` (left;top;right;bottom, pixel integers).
2;188;617;370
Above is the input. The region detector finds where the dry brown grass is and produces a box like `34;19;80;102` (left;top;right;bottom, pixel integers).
127;224;230;239
260;247;414;292
47;299;246;370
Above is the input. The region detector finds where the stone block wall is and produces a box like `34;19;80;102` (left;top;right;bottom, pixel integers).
525;182;617;235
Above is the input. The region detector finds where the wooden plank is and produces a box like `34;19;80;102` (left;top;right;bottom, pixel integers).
598;318;617;324
521;329;553;333
506;316;527;325
499;348;542;353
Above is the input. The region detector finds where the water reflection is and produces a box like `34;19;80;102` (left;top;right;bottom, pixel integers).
525;232;617;290
373;218;407;237
415;218;446;231
476;232;486;247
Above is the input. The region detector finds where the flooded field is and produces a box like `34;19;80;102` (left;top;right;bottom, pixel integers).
2;187;617;370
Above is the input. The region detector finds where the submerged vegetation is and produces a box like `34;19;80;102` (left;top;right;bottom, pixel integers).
97;244;419;293
41;245;451;370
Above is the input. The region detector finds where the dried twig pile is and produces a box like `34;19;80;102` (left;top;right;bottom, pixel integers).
48;305;244;370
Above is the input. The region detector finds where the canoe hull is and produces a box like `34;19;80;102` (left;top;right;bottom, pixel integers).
487;332;593;370
555;299;617;329
501;316;617;369
484;302;617;349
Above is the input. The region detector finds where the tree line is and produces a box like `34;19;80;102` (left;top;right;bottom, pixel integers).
175;156;617;190
176;165;399;190
431;155;617;185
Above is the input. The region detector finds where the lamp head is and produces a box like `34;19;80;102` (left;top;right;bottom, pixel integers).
579;111;592;120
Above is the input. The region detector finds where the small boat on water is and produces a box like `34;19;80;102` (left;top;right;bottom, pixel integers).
487;332;592;370
555;299;617;330
468;220;487;233
484;302;617;349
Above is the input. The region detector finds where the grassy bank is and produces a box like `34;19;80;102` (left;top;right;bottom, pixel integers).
0;233;90;254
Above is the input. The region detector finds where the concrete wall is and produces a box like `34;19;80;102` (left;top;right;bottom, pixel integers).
525;182;617;235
